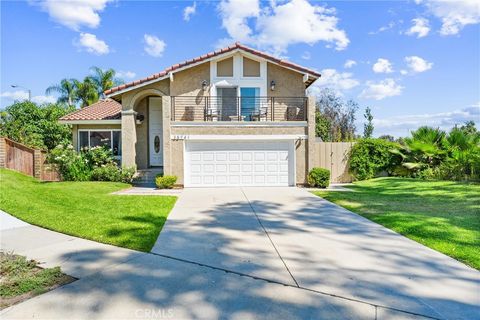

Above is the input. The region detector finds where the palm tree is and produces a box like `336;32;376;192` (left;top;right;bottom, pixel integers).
89;66;123;98
73;78;99;108
45;79;77;106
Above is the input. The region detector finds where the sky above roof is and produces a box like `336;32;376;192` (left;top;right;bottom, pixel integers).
1;0;479;137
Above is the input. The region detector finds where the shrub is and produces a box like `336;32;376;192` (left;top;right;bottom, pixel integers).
82;146;114;168
349;139;401;180
155;174;177;189
49;145;135;182
308;168;330;188
91;164;136;183
49;144;91;181
120;166;136;183
91;163;121;182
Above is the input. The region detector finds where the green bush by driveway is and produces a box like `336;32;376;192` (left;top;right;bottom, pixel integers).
0;169;177;252
313;178;480;270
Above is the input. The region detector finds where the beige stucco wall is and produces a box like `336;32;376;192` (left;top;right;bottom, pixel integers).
171;125;307;136
267;62;305;97
71;124;121;151
135;98;148;169
170;62;210;97
121;79;170;111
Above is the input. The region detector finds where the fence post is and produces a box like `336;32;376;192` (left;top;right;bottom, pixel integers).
0;137;5;168
33;149;43;179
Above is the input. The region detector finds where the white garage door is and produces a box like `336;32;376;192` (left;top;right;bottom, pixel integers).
185;141;294;187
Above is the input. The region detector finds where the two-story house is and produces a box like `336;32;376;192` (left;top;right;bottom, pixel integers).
59;43;320;187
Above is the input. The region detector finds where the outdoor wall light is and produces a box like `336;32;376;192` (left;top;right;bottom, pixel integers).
270;80;276;91
201;80;208;91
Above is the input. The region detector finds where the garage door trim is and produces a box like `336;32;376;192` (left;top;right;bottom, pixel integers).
184;140;296;187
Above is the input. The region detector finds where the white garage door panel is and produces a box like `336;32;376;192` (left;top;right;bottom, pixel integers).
185;141;294;187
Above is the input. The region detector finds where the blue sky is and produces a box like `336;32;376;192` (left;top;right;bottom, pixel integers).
1;0;479;136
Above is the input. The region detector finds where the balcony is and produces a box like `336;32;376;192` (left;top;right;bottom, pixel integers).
171;96;307;122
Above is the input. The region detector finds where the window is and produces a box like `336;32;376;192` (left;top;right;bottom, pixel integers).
243;57;260;77
217;57;233;77
78;130;122;156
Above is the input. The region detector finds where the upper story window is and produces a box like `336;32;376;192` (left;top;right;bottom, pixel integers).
216;57;233;77
243;57;260;77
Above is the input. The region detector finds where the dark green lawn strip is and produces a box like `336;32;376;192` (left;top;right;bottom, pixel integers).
313;177;480;270
0;253;75;309
0;169;177;252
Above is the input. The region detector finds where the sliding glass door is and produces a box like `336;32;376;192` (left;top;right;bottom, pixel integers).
240;87;260;121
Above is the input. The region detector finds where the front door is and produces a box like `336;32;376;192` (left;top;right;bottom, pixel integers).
149;97;163;166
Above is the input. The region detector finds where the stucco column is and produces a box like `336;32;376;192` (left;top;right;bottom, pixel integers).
162;96;172;175
307;95;316;173
121;110;137;168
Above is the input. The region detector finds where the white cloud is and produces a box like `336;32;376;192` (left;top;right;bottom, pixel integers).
218;0;349;55
368;21;395;35
308;68;359;96
218;0;259;43
32;95;57;104
301;51;311;60
183;2;197;21
405;18;430;38
372;58;394;73
116;71;136;79
1;91;56;104
144;34;166;57
360;78;404;100
418;0;480;35
34;0;112;31
405;56;433;73
374;104;480;137
344;59;357;68
76;33;109;55
1;90;29;101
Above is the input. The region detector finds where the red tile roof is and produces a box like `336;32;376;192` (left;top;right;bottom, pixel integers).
59;99;121;121
105;42;321;96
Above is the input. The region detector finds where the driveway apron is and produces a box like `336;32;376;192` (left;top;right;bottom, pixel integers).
152;187;480;320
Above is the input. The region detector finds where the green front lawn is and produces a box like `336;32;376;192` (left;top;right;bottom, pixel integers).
313;178;480;270
0;169;177;252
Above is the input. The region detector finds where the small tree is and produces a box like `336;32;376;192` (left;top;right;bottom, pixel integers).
363;107;374;138
316;89;358;141
0;101;75;150
315;111;331;141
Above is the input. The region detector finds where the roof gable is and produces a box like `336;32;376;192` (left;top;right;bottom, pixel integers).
105;42;321;97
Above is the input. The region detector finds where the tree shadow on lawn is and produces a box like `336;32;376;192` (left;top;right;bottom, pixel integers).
105;213;168;252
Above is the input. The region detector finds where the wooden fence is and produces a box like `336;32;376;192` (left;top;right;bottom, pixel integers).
313;140;355;183
0;137;60;181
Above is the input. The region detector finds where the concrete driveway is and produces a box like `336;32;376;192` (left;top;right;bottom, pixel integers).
152;187;480;320
1;187;479;320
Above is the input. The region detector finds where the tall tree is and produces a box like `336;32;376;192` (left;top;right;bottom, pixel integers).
45;79;77;106
363;107;374;138
315;89;358;141
74;78;99;108
89;66;123;97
